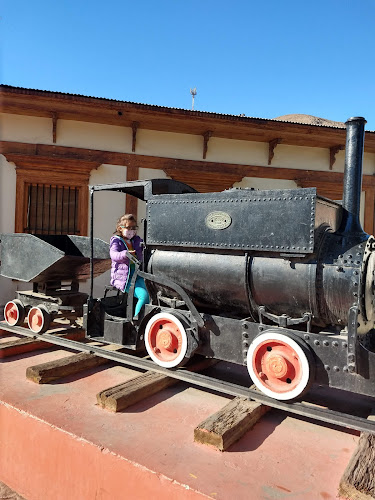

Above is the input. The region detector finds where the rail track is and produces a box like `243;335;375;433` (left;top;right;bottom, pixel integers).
1;321;374;436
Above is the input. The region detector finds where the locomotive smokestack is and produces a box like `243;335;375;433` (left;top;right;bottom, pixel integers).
340;116;367;235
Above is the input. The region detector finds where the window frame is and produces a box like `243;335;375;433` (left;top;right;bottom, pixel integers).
13;157;93;236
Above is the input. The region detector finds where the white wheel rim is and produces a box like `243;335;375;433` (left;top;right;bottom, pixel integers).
27;307;46;333
4;301;21;326
144;312;188;368
247;331;310;400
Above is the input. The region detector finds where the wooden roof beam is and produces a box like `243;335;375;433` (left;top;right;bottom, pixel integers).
3;140;375;188
268;138;282;165
52;112;57;143
329;144;344;170
203;131;212;159
131;121;139;153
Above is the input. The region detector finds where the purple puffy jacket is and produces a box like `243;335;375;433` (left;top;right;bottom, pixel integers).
109;235;143;292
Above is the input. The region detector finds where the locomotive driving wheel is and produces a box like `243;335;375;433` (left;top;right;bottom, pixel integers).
144;312;188;368
27;305;51;333
4;299;26;326
247;331;314;401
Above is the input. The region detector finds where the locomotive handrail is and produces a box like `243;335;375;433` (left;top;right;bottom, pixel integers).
137;270;205;327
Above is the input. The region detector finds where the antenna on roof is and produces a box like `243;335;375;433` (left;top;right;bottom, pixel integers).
190;87;197;110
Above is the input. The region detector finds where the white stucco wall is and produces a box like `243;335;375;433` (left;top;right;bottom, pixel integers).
81;165;170;296
1;110;374;305
81;164;128;296
234;177;298;190
0;113;52;144
136;167;170;237
234;176;365;226
57;120;133;153
89;164;128;242
3;112;374;173
0;155;17;305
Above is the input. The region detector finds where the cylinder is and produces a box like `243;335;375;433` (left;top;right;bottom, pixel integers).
250;256;318;320
148;250;251;316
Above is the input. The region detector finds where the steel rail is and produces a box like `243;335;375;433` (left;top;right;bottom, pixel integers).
2;322;375;434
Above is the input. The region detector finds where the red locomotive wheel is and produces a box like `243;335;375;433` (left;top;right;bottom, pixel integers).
4;299;25;326
247;331;312;401
27;306;51;334
144;312;188;368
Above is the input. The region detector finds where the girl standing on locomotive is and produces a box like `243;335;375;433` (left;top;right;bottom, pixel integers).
109;214;149;318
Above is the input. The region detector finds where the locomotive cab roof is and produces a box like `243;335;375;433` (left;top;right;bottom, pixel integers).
89;179;197;201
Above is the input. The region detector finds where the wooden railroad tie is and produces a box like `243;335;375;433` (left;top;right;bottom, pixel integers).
26;344;124;384
194;387;270;452
97;358;218;412
0;328;85;358
339;409;375;500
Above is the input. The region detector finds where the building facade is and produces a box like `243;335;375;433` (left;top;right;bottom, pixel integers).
1;85;375;305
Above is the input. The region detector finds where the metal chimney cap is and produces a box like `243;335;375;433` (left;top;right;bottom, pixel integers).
345;116;367;124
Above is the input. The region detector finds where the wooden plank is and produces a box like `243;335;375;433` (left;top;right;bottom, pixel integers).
97;358;218;412
339;411;375;499
0;328;85;358
26;344;124;384
194;395;270;451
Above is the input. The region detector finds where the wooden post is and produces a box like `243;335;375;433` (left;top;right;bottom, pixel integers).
131;122;139;153
52;112;57;143
268;138;281;165
364;188;375;235
203;131;212;159
125;162;139;215
329;145;344;170
339;411;375;499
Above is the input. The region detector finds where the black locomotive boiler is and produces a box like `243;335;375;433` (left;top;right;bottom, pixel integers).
85;116;375;402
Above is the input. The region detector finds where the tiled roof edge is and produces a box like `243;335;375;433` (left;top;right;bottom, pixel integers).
1;84;373;132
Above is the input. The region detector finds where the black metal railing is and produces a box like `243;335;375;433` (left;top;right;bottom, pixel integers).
25;184;79;235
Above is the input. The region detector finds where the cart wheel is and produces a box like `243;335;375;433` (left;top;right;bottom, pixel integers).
4;299;26;326
27;306;51;333
247;331;314;401
144;312;188;368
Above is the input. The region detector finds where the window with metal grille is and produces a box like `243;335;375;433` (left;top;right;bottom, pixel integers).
25;184;80;234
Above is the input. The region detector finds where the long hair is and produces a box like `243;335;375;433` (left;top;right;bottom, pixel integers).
113;214;137;236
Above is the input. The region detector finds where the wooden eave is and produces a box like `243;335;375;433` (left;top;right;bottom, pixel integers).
2;87;375;153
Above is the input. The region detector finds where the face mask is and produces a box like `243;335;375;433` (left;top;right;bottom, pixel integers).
123;229;136;239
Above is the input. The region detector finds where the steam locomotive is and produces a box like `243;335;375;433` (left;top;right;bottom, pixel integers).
3;117;375;403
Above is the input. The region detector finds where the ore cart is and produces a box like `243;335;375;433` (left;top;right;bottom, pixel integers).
1;234;110;332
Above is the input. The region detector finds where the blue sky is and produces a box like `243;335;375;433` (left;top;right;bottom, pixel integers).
2;0;375;129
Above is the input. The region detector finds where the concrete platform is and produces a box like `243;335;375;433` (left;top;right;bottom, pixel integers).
0;337;362;500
